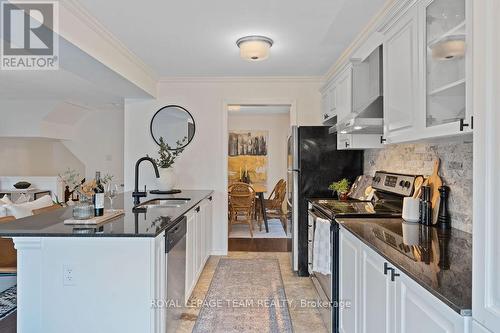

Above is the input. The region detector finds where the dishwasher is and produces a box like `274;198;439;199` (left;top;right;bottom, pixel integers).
166;216;187;333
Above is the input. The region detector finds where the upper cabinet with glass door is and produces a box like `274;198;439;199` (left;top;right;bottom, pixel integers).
421;0;471;135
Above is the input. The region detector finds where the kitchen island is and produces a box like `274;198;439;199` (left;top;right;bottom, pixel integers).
0;190;213;333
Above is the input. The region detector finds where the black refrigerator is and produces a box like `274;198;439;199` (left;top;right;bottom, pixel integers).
287;126;363;276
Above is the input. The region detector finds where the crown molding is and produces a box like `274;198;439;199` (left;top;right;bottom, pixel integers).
62;0;157;80
58;0;157;97
322;0;414;85
158;76;323;84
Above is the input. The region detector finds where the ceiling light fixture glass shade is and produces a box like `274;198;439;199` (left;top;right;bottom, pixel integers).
430;35;465;60
236;36;273;61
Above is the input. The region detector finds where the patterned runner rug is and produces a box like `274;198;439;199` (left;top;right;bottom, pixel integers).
193;259;293;333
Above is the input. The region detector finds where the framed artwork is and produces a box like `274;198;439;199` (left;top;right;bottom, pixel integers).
228;130;268;187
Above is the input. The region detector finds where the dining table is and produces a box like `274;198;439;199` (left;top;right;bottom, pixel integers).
251;184;269;233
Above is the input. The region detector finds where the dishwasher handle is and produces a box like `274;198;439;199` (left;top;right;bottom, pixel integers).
165;217;187;253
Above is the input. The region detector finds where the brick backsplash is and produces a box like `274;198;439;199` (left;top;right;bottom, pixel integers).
364;138;473;233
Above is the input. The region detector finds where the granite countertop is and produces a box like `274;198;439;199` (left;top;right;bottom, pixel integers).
336;218;472;315
0;190;213;238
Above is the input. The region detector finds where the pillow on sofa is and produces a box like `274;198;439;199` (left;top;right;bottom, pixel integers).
0;195;12;205
0;206;7;218
26;195;53;211
15;193;29;204
4;204;32;219
5;195;54;219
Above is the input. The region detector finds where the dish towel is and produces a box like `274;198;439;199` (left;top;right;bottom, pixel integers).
313;217;331;275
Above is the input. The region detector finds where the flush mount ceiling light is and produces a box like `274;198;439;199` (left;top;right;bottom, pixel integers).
236;35;273;62
430;35;465;60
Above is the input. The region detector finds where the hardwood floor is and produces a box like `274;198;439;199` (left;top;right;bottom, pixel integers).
0;311;16;333
228;237;292;252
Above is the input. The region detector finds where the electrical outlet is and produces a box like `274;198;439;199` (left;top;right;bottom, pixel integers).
63;264;76;286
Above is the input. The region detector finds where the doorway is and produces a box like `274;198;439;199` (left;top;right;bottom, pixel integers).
226;104;292;252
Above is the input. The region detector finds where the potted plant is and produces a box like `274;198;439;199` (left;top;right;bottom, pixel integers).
155;136;187;191
329;178;351;200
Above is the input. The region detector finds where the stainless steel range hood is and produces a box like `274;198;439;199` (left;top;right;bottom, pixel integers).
330;45;384;135
332;96;383;134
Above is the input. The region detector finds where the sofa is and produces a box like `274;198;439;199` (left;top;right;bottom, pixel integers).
0;195;61;274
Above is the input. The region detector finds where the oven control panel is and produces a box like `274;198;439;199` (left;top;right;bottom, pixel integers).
372;171;416;197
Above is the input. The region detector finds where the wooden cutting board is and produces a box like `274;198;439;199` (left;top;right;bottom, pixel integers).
64;209;124;225
412;176;424;199
427;159;443;209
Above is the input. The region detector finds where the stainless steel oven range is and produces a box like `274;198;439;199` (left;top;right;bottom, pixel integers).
307;171;418;333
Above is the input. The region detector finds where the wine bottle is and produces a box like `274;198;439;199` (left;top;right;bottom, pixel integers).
94;171;105;217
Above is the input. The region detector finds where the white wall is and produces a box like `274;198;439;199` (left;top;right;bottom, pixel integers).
63;109;125;185
228;112;289;191
124;78;321;254
0;101;124;186
0;137;85;177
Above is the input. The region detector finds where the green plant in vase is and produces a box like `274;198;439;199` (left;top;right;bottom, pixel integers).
329;178;351;200
155;136;187;191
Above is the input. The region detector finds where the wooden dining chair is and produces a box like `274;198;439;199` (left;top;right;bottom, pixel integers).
228;182;256;238
0;216;16;273
257;179;287;231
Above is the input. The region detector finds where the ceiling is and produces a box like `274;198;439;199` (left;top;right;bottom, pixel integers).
76;0;387;77
0;35;153;110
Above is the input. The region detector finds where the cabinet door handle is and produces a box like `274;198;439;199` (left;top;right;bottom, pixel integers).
390;269;400;281
345;141;350;148
380;136;386;144
459;118;470;131
195;207;200;213
384;262;393;275
324;114;329;119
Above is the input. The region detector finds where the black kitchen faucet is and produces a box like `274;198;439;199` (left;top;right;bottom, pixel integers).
132;155;160;205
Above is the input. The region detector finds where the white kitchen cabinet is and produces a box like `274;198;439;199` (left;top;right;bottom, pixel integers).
200;197;213;263
352;46;382;113
339;227;470;333
395;268;468;333
335;65;353;123
321;93;330;123
185;198;213;303
195;206;202;277
472;1;500;331
418;0;472;140
381;0;471;144
472;321;493;333
185;210;196;303
361;245;394;333
339;229;361;333
154;231;167;333
321;82;337;124
383;5;419;142
337;133;384;150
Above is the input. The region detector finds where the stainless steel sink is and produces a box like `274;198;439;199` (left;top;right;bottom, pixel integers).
136;198;191;208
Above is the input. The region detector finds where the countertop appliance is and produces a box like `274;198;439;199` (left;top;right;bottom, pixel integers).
166;216;187;333
307;171;417;333
287;126;363;276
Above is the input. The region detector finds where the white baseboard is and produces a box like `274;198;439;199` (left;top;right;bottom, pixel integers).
210;250;228;256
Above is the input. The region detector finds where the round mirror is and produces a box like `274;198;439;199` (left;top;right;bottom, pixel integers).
150;105;195;150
